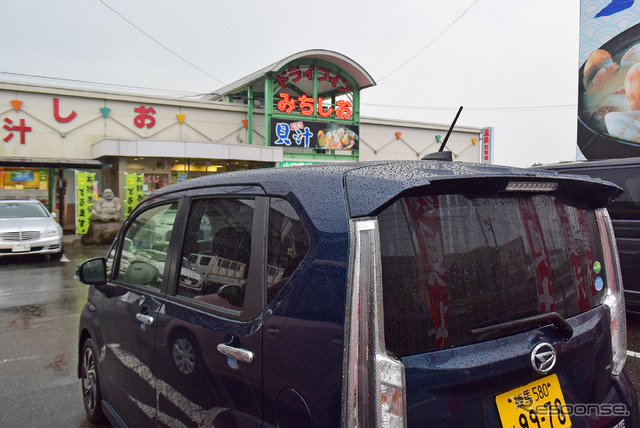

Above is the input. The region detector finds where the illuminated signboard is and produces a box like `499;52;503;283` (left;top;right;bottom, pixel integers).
270;118;359;150
276;65;352;93
578;1;640;159
276;92;352;120
268;62;358;151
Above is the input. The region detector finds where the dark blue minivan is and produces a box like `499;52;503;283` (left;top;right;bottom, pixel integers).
76;159;639;427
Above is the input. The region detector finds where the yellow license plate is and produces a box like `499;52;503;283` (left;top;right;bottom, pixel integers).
495;374;572;428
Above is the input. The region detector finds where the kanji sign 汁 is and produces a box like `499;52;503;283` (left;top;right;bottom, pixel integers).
3;118;32;144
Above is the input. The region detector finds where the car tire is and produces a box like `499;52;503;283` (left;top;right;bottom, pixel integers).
80;338;105;423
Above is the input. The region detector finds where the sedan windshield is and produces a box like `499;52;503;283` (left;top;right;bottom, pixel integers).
0;203;48;218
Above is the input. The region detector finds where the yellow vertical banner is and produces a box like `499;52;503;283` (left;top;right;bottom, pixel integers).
124;173;145;218
75;171;95;234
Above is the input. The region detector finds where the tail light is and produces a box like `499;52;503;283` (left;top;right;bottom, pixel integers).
596;209;627;376
342;219;407;428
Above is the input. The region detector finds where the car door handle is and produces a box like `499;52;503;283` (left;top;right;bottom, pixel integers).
217;343;254;364
135;313;154;325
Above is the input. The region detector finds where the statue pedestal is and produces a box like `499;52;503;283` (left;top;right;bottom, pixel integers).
82;221;123;245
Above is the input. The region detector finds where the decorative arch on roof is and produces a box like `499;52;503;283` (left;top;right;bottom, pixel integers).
211;50;376;100
209;50;376;162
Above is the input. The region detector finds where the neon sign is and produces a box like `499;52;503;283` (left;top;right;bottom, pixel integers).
276;65;352;92
276;93;352;120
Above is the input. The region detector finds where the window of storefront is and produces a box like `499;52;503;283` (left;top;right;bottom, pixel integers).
0;167;49;202
169;159;274;184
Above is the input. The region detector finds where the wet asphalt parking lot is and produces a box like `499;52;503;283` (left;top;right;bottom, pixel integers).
1;240;640;427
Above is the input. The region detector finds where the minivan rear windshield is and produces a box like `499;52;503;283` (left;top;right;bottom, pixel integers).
379;193;606;357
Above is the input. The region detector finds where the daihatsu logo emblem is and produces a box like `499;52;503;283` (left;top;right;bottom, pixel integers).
531;343;556;374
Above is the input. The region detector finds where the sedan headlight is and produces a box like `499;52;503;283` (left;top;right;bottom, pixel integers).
44;227;62;238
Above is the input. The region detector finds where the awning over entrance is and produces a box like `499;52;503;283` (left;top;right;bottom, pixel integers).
92;139;283;163
0;157;109;169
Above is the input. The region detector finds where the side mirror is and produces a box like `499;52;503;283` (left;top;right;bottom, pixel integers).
76;258;107;285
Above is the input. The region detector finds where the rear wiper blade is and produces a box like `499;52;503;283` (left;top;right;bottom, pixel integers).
470;312;574;341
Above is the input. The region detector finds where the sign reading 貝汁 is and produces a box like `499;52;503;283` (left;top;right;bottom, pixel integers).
270;118;359;151
578;1;640;159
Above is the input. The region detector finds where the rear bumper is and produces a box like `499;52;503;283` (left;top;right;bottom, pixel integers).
610;369;640;428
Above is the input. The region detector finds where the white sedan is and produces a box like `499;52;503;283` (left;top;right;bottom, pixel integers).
0;199;63;259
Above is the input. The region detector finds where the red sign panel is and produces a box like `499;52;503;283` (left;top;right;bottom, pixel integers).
481;127;493;163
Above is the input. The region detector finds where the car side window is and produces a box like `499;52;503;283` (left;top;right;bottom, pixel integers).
178;198;254;310
105;238;118;279
266;198;309;304
115;203;178;289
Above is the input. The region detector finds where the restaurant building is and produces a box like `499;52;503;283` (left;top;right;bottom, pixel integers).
0;50;486;230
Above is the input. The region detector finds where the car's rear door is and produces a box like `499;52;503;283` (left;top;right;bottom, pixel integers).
378;190;633;427
153;188;267;427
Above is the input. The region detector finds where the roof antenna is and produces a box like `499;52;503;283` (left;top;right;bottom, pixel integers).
422;106;463;161
439;106;463;152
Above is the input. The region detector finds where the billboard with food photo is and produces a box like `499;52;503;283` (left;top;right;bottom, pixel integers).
579;1;640;159
270;119;359;150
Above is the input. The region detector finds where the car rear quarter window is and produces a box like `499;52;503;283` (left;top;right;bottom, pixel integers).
266;198;309;304
378;193;606;357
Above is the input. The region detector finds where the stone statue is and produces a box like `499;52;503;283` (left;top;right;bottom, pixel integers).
91;188;122;222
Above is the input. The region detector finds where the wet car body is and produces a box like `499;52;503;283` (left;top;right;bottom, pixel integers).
0;199;63;259
77;160;640;427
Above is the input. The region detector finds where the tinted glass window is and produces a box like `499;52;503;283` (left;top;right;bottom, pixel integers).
379;194;606;357
562;166;640;220
116;203;178;288
178;198;254;311
266;198;309;304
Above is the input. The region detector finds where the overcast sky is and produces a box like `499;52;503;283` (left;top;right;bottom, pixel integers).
1;0;581;167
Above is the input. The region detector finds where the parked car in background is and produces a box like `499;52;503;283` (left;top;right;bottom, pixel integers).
0;199;63;259
542;158;640;313
76;158;639;427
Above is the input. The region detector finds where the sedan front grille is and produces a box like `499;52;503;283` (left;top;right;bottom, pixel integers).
1;231;41;242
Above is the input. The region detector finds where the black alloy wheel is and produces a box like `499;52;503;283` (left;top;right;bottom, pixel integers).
81;338;104;422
